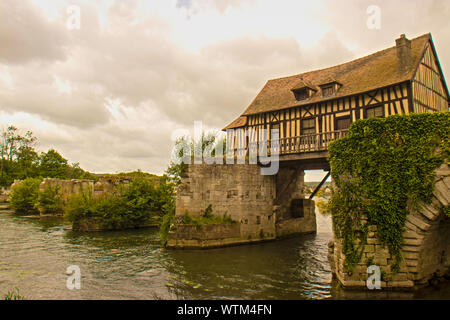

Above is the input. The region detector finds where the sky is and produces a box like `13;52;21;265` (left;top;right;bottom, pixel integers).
1;0;449;181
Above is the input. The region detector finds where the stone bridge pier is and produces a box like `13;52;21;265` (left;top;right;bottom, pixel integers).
328;163;450;290
167;162;316;249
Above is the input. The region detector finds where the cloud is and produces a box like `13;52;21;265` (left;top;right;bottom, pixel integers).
176;0;192;9
323;0;450;81
0;0;69;64
176;0;255;13
0;0;448;178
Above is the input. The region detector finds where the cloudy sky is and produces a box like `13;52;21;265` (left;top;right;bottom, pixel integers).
0;0;449;180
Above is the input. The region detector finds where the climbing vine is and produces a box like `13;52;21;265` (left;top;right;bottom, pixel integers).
328;112;450;272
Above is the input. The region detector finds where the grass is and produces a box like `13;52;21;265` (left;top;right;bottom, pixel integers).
181;209;237;226
4;288;25;300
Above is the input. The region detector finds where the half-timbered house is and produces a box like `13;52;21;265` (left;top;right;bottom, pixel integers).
224;33;449;168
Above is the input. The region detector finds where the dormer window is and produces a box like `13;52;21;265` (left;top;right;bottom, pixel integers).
321;85;335;97
293;88;309;101
290;80;317;102
319;79;342;98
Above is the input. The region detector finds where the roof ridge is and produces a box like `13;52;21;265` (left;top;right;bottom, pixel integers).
267;33;430;83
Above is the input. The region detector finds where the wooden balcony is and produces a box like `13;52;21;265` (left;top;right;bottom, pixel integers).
274;129;349;155
235;130;349;169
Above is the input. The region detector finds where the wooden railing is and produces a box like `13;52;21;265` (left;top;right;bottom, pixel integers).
234;130;349;156
276;130;349;155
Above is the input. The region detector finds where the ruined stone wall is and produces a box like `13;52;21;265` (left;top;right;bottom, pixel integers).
39;177;131;205
39;178;94;203
93;176;132;198
175;164;276;240
168;163;317;249
329;163;450;290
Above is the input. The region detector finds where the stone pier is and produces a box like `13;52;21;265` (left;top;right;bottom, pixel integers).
166;162;316;249
328;163;450;290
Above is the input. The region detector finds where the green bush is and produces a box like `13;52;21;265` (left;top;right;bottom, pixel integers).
180;210;237;226
442;205;450;218
36;184;63;214
9;178;42;214
64;187;95;223
159;204;175;246
182;210;192;224
203;204;213;218
65;176;175;230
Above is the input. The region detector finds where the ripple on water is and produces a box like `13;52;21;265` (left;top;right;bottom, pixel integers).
3;212;447;299
2;213;336;300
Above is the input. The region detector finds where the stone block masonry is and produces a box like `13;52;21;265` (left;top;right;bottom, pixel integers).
166;163;317;249
37;176;132;216
39;178;94;204
328;162;450;290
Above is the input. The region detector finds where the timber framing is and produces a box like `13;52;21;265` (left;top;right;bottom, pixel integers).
223;33;449;165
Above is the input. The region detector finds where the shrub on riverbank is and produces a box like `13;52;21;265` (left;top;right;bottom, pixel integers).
64;176;175;230
181;212;237;225
9;178;42;214
159;205;175;246
181;207;237;225
159;206;236;246
36;184;63;214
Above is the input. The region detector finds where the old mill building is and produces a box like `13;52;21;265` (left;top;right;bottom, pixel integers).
224;33;449;168
167;34;449;252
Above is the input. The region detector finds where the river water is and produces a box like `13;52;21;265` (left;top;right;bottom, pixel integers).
0;209;449;300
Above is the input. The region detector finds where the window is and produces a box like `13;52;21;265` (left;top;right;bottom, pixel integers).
366;105;384;118
290;199;304;218
293;88;309;101
302;118;315;135
321;85;335;97
336;116;351;130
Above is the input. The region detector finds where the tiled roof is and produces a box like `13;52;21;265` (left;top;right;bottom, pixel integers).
224;33;432;129
223;116;247;130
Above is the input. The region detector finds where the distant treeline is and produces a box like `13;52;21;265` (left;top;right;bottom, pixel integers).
0;126;95;187
304;181;332;188
94;170;161;182
0;126;169;188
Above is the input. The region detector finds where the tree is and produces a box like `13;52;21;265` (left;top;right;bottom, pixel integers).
165;132;225;184
67;162;94;180
39;149;69;179
0;125;93;187
16;145;40;179
0;126;38;186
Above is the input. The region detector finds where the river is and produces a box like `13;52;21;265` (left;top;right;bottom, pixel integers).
0;209;449;300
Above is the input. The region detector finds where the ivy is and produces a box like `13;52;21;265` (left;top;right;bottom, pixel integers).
328;112;450;272
442;205;450;218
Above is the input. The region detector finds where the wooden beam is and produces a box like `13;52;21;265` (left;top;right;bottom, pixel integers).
309;171;331;200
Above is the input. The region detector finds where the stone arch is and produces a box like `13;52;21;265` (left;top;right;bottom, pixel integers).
402;163;450;286
330;163;450;290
